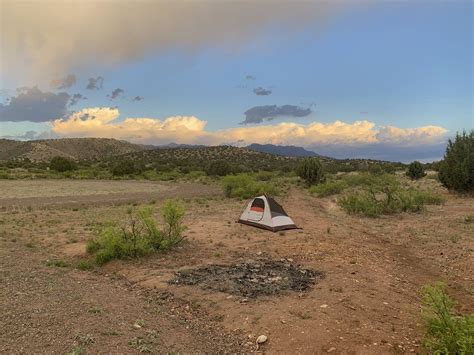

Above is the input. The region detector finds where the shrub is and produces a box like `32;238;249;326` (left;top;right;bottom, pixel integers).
205;160;233;176
421;282;473;354
406;161;426;180
439;130;474;192
339;177;444;217
50;156;76;172
86;202;186;265
296;158;325;185
111;160;137;176
222;174;278;199
310;180;348;197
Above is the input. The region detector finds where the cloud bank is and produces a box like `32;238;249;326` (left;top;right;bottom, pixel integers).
49;107;448;160
242;105;312;124
1;1;345;81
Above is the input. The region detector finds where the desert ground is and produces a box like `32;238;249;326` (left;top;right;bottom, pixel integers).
0;178;472;354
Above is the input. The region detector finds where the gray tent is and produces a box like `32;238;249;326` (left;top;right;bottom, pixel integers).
238;195;298;232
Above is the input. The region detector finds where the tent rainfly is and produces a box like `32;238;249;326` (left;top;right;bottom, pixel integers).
238;195;298;232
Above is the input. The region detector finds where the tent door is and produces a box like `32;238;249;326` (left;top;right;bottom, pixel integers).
247;198;265;222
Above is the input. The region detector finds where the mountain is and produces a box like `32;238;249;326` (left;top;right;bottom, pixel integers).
246;143;319;157
0;138;152;162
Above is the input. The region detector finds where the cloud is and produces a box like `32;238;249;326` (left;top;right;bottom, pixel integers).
1;130;59;140
1;1;345;80
253;87;272;96
109;88;124;100
50;107;448;161
132;96;144;102
0;87;70;122
50;74;76;89
86;77;104;90
246;75;256;80
69;93;87;106
242;105;312;124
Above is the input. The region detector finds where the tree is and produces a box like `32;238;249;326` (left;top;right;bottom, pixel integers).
438;130;474;192
406;161;426;180
111;160;137;176
205;160;233;176
296;158;325;185
49;156;76;172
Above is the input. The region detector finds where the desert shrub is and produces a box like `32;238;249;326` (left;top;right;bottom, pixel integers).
255;171;274;181
50;156;76;172
111;160;138;176
205;160;233;176
339;177;444;217
222;174;278;199
310;180;348;197
406;161;426;180
76;259;94;271
86;202;186;265
421;282;473;354
368;164;384;176
296;158;325;185
439;130;474;193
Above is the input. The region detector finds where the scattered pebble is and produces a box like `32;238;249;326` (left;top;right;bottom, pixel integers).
320;304;328;308
256;335;267;344
327;347;336;353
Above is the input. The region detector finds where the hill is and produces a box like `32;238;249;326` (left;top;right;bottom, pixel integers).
121;145;300;171
246;143;320;157
0;138;151;162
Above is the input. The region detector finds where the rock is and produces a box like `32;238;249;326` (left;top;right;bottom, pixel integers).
327;347;336;353
287;258;294;262
256;335;267;344
133;323;142;329
256;251;262;256
320;304;328;308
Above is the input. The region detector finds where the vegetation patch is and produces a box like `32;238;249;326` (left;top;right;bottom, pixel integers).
421;282;473;354
222;174;278;199
339;175;445;217
310;180;348;197
170;259;324;298
86;200;186;265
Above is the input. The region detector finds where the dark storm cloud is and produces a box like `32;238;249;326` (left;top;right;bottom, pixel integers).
0;87;70;122
69;93;87;106
50;74;76;89
253;87;272;96
86;76;104;90
132;96;144;101
108;88;124;99
241;105;312;125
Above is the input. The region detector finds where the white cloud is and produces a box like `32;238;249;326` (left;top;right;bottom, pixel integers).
50;107;448;148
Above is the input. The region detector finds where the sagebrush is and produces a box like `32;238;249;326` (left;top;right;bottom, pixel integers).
86;200;186;265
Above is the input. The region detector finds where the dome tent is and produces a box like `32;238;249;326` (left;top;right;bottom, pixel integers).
238;195;298;232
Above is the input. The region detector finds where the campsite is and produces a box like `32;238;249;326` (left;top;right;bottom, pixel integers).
0;152;472;353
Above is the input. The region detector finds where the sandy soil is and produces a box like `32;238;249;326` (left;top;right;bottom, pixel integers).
0;179;472;354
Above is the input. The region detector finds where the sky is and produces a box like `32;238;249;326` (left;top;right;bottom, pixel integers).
0;0;472;162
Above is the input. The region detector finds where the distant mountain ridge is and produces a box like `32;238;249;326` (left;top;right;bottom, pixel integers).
246;143;319;157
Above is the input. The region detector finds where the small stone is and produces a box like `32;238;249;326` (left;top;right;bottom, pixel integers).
287;258;294;262
327;347;336;353
133;323;142;329
320;304;328;308
256;251;262;256
256;335;267;344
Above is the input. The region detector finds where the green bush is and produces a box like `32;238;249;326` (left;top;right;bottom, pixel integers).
310;180;348;197
205;160;233;176
406;161;426;180
338;177;444;217
86;201;186;265
111;160;139;176
296;158;325;185
50;156;76;172
222;174;278;199
421;282;473;354
439;130;474;192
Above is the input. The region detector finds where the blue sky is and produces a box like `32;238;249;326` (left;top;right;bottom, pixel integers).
0;0;472;161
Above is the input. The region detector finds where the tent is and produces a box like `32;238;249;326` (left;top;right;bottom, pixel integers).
238;195;298;232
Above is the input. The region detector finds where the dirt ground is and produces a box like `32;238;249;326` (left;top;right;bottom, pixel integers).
0;179;472;354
